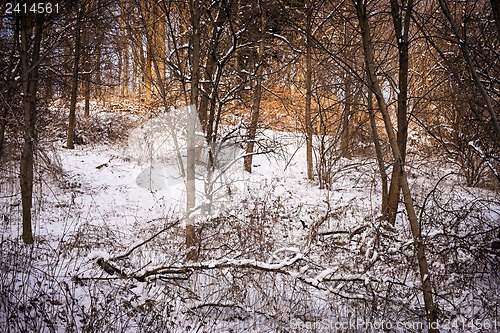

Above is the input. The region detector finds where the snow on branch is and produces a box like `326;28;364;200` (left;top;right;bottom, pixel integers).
94;248;304;282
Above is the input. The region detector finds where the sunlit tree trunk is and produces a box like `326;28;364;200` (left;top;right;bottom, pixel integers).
120;0;130;97
355;0;438;329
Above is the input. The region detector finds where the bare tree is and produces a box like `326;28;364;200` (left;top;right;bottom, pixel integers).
185;0;201;261
304;0;314;179
244;0;267;173
385;0;413;225
19;10;46;244
354;0;438;328
66;4;83;149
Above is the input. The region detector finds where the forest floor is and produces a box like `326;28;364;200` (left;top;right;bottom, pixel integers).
1;103;499;332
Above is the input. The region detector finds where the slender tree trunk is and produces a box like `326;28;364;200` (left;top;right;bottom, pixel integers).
84;75;91;118
0;107;4;148
367;89;388;213
186;0;201;261
305;1;314;180
199;3;225;134
137;36;145;98
95;44;102;102
154;10;166;98
67;14;82;150
0;97;7;157
386;0;412;225
120;0;130;97
244;0;266;173
341;75;352;158
19;13;44;245
83;22;91;118
145;43;153;102
355;1;438;330
244;72;263;173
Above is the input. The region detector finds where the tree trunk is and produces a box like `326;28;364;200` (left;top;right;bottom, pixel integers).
244;0;266;173
83;24;91;118
84;76;91;118
355;1;439;330
367;89;388;213
385;0;412;225
120;0;130;97
340;75;352;159
83;44;92;118
186;0;201;261
0;98;6;158
67;13;82;149
199;2;225;135
305;1;314;180
244;72;263;173
145;43;153;102
19;12;44;245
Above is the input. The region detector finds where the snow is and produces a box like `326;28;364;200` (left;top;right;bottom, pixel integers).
1;107;499;332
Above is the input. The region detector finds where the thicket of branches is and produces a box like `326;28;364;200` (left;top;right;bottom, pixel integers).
0;0;499;331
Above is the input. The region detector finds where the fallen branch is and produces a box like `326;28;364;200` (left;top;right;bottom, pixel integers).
110;218;181;261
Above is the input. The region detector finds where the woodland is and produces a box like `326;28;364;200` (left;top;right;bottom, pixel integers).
0;0;499;332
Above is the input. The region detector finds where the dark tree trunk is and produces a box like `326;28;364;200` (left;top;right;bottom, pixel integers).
305;1;314;179
67;14;82;149
355;0;438;329
244;0;266;174
386;0;412;225
19;12;45;244
367;89;388;213
186;0;201;262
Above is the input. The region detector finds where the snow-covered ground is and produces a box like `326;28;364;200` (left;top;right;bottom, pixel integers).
1;108;498;332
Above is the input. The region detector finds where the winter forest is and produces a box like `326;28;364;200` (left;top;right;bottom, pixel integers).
0;0;499;332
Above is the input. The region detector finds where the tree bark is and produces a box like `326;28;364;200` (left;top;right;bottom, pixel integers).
385;0;412;225
355;0;438;330
244;0;266;173
340;74;352;159
305;0;314;180
120;0;130;97
83;17;91;118
84;78;91;118
19;12;45;244
367;89;388;213
199;2;226;135
0;102;6;158
67;13;82;149
186;0;201;261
